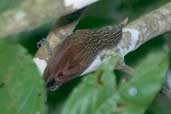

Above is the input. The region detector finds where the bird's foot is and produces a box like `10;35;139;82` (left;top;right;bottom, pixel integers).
115;60;134;82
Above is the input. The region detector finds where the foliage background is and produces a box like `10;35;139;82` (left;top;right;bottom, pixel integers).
0;0;171;114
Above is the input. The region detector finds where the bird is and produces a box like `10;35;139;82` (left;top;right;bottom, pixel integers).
43;19;127;91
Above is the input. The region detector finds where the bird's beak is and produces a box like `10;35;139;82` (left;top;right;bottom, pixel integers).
45;77;60;91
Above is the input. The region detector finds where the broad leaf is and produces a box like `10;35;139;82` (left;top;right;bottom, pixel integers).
61;47;168;114
61;55;119;114
0;40;46;114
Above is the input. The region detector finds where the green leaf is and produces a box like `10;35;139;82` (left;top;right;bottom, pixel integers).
61;55;120;114
61;46;169;114
146;93;171;114
0;40;46;114
116;48;169;114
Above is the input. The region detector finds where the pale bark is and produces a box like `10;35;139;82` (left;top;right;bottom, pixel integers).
117;2;171;56
0;0;98;38
34;2;171;95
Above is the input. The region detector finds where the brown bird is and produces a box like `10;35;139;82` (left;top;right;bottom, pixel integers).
43;23;124;91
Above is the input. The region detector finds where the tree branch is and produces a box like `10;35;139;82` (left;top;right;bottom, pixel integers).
117;2;171;57
34;2;171;92
0;0;98;38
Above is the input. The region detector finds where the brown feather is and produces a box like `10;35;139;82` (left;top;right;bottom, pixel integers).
43;26;122;90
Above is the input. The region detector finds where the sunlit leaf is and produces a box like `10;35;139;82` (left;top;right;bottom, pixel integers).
61;46;169;114
61;55;119;114
0;40;46;114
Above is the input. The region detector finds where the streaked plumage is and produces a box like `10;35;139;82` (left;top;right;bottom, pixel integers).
44;25;122;91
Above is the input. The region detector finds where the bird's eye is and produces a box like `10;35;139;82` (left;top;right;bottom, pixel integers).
58;72;64;78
